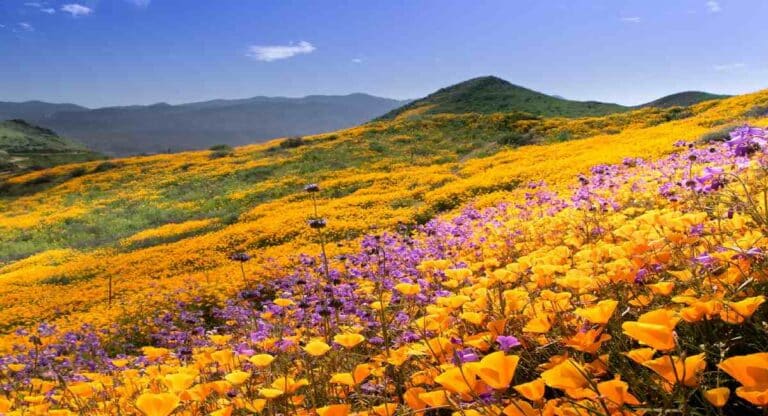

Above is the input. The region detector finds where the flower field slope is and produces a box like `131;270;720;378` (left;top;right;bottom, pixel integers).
0;90;767;414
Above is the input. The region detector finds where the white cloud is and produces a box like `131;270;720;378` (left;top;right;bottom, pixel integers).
24;2;55;14
246;41;316;62
620;17;641;23
706;1;721;13
126;0;151;8
61;4;93;17
18;22;34;31
714;62;746;72
352;58;363;64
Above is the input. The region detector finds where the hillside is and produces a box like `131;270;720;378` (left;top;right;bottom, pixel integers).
2;94;408;156
639;90;729;108
379;76;630;119
0;86;766;414
0;119;103;173
379;76;728;121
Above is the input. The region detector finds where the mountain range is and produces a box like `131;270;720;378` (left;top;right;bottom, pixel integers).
0;94;409;156
0;76;728;157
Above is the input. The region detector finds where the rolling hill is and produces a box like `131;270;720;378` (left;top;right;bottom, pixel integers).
0;119;103;173
1;94;409;156
638;90;730;108
378;76;630;120
378;76;728;121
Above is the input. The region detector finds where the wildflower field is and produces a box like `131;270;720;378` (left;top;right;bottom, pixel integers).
1;91;768;415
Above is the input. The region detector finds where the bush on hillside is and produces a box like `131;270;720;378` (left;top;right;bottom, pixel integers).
209;144;234;159
279;136;305;149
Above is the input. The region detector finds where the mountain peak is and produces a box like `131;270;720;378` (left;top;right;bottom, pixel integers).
378;76;627;120
639;91;730;108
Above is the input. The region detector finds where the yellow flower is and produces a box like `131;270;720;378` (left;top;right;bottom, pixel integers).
303;340;332;356
135;392;180;416
141;346;171;362
417;389;448;407
541;359;589;390
642;353;706;387
259;388;284;399
164;372;197;393
394;283;421;296
703;387;730;408
225;370;251;386
7;364;25;372
274;298;294;307
513;379;545;401
476;351;519;390
372;403;398;416
574;299;618;324
621;309;680;350
596;379;640;406
316;404;350;416
249;353;275;367
434;365;478;395
333;333;366;349
719;353;768;387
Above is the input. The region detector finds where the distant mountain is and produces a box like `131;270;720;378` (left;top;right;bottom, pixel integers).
637;91;730;108
0;119;103;172
378;76;629;120
0;94;408;156
0;101;88;121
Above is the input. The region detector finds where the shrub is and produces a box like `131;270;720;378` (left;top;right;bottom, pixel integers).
279;136;305;149
209;145;234;159
497;131;533;146
208;144;233;152
743;105;768;118
68;167;88;178
93;161;120;173
699;125;737;143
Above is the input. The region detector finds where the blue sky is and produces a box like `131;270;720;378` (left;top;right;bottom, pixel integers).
1;0;767;107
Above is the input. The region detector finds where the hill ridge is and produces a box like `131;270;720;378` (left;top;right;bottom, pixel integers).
379;75;728;120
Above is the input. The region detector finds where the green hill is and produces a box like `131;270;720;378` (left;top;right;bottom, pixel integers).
0;119;104;173
378;76;629;120
638;91;729;108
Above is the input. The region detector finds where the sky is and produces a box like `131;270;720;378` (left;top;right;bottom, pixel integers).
1;0;767;108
